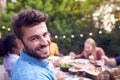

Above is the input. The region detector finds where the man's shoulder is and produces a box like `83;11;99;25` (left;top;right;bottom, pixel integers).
11;59;36;80
11;71;38;80
12;58;33;73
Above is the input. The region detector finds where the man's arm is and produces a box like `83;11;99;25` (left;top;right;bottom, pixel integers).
115;56;120;66
102;56;117;67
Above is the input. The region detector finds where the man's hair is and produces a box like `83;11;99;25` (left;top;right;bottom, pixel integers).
11;9;49;39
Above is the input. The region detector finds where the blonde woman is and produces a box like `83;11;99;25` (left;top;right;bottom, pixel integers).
70;38;105;60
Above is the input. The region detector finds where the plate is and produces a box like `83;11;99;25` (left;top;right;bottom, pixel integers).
47;56;60;62
74;59;89;63
74;77;92;80
69;67;80;73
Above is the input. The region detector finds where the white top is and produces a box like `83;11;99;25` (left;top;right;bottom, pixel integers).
3;53;19;70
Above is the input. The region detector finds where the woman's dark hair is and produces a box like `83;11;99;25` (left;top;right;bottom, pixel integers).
0;38;5;56
0;35;17;57
11;9;49;40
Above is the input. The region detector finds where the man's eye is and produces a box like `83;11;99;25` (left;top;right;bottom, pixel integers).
30;37;37;41
44;33;50;37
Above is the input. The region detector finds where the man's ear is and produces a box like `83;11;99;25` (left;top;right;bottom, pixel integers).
16;38;23;49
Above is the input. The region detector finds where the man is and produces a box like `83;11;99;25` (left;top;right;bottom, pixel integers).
11;9;56;80
102;56;120;67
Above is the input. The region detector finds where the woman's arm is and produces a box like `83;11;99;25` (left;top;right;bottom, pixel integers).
74;52;85;59
69;51;84;59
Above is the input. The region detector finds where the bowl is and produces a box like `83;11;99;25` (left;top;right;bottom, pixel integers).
60;67;69;72
60;63;70;72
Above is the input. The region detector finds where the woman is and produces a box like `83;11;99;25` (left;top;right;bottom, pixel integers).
70;38;105;60
1;35;21;77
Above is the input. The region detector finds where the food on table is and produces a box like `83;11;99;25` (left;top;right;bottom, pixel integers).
47;56;61;67
56;71;67;80
79;77;84;80
60;63;70;72
60;63;70;68
57;58;116;80
69;66;81;73
75;61;86;65
89;56;95;64
68;59;113;80
53;61;60;67
73;61;95;70
84;68;102;76
110;68;120;79
82;70;110;80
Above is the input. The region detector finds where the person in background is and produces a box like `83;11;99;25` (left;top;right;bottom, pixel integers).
1;35;20;77
69;38;105;60
0;38;5;57
11;9;56;80
49;33;63;57
49;33;64;68
102;56;120;67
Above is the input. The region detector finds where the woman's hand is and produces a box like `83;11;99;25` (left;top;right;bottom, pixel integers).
89;56;95;64
69;51;76;59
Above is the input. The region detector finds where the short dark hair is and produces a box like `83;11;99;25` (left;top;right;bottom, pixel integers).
4;35;17;54
0;35;17;56
11;9;49;39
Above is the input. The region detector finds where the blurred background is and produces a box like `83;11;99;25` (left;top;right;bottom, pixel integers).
0;0;120;63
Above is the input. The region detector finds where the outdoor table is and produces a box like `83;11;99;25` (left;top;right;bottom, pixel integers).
54;67;92;80
47;56;119;80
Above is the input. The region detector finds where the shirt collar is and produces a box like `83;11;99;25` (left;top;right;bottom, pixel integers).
20;49;49;67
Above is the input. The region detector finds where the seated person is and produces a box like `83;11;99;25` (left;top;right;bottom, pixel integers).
1;35;21;77
102;56;120;67
69;38;105;60
49;33;63;57
49;33;63;67
50;41;59;56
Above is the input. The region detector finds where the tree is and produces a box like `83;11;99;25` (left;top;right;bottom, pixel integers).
0;0;120;56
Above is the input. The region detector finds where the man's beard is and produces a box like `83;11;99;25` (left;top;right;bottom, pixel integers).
22;41;50;59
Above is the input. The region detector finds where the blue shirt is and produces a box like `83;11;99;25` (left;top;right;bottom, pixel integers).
115;56;120;66
11;50;56;80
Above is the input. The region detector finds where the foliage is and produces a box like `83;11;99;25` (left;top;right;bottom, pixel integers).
0;0;120;56
0;11;14;36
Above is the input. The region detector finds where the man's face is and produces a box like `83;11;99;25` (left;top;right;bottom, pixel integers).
21;22;51;59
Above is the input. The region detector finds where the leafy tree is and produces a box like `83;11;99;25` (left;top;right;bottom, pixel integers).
0;0;120;56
